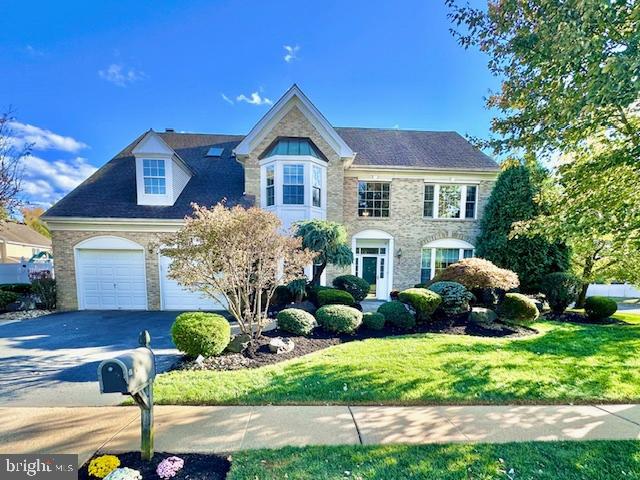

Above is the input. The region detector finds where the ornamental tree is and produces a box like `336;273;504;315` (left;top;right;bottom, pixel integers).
161;204;314;339
294;219;353;285
476;160;569;292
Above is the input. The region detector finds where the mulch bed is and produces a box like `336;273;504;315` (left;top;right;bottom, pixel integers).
178;315;536;372
543;311;624;325
79;452;230;480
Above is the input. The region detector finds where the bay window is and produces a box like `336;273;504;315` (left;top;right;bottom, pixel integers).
312;165;322;207
266;165;275;206
283;164;304;205
423;184;478;219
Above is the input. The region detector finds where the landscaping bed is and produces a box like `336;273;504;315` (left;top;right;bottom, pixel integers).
544;310;624;325
178;317;535;372
79;452;230;480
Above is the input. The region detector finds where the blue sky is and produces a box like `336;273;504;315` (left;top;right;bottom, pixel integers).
0;0;496;207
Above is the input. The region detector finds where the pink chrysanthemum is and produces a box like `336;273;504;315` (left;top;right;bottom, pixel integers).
156;456;184;479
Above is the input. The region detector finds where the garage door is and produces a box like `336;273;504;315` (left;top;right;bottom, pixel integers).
76;249;147;310
159;255;225;311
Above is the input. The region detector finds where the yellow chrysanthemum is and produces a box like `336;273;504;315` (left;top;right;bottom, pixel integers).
88;455;121;478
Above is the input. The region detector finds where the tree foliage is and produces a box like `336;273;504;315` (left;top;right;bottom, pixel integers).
447;0;640;163
0;110;28;216
476;160;569;292
21;206;50;238
161;204;314;339
294;219;353;284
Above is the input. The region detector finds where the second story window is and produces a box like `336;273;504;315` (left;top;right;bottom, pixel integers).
465;186;477;219
423;184;478;220
358;181;390;217
266;165;275;206
143;159;166;194
283;164;304;205
312;165;322;207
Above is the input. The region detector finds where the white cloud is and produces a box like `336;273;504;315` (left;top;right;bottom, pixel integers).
24;45;44;57
283;45;300;63
236;92;273;106
21;155;97;204
8;121;87;153
98;63;145;87
221;93;234;105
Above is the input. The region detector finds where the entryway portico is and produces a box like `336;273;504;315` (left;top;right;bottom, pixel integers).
351;229;394;300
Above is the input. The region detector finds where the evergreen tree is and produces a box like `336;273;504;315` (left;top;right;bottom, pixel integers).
476;161;569;293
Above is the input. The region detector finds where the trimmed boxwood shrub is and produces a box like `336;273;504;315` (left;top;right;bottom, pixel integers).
427;281;474;316
540;272;581;313
362;312;385;330
398;288;442;321
584;296;618;320
377;300;416;330
497;293;540;324
317;288;354;306
171;312;231;357
307;285;333;306
277;308;317;336
316;304;362;334
332;275;370;302
0;291;18;309
0;283;32;295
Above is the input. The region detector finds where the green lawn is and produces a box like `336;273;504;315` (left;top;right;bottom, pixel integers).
227;441;640;479
154;312;640;405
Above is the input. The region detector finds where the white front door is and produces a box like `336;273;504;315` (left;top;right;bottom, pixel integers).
159;255;225;311
76;249;147;310
353;240;391;300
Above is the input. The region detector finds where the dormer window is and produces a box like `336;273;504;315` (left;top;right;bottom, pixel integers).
143;159;167;195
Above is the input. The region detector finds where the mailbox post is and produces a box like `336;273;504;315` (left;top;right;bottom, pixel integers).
98;330;156;461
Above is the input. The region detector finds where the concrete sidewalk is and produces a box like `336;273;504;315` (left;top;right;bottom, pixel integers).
2;404;640;465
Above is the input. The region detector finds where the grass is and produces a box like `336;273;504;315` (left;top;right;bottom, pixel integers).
154;312;640;405
227;441;640;479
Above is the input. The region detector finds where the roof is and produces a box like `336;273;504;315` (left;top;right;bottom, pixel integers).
44;127;498;220
335;128;499;170
44;132;249;220
0;222;52;247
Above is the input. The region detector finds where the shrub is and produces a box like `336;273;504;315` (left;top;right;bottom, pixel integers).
497;293;540;324
377;301;416;330
398;288;441;321
584;296;618;320
29;270;56;310
540;272;581;313
285;278;307;303
315;304;362;334
272;285;293;306
171;312;231;357
333;274;370;302
307;284;334;306
432;258;520;291
317;288;354;306
427;281;474;316
0;283;32;295
0;291;18;309
277;308;317;336
362;312;385;330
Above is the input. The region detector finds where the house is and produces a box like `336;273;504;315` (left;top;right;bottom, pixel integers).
0;222;52;263
43;85;499;311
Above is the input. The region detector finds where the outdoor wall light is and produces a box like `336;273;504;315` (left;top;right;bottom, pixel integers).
396;248;403;258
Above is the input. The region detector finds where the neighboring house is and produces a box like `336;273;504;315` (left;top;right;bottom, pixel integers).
43;85;499;311
0;221;52;263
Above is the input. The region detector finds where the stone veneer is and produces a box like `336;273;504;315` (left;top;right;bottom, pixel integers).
52;230;166;311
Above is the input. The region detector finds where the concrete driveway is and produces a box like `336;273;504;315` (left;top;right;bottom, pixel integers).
0;311;185;407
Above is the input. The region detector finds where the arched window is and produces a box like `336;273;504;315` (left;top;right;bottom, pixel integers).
420;239;474;283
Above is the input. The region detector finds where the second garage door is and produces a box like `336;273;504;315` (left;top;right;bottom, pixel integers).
159;255;225;311
76;249;147;310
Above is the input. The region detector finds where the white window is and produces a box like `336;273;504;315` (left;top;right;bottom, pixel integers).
283;164;305;205
424;184;477;219
266;165;275;207
312;165;322;208
419;239;475;282
143;159;166;195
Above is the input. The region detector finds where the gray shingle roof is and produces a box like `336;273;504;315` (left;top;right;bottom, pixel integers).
44;127;497;220
44;132;248;220
335;128;499;170
0;222;52;247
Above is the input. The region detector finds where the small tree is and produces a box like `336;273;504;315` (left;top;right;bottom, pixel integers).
476;160;569;292
294;219;353;285
0;110;28;216
162;204;314;339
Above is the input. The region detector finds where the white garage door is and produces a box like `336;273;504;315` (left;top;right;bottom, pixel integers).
159;255;225;311
76;249;147;310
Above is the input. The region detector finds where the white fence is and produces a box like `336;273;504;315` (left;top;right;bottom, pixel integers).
0;260;54;284
587;283;640;298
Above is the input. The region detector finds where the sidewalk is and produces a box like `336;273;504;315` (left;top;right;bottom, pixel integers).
2;404;640;466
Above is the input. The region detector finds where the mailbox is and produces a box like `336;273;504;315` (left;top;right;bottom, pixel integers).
98;346;156;395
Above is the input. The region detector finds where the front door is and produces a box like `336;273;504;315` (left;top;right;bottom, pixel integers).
362;256;377;295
